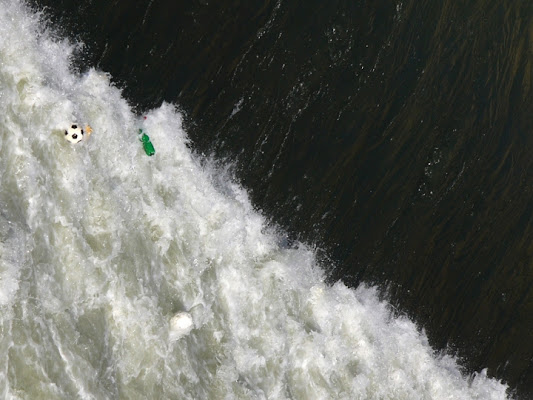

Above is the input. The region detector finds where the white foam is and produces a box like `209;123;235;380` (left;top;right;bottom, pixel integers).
0;1;511;399
169;312;194;341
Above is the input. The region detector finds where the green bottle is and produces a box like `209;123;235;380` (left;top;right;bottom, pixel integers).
139;129;155;156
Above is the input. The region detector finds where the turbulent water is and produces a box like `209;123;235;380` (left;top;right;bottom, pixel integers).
0;1;517;399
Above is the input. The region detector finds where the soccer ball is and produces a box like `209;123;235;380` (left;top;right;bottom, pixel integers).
64;124;84;144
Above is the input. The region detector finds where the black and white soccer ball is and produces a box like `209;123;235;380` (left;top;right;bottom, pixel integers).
64;124;84;144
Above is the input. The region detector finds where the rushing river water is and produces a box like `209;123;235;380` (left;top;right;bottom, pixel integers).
2;0;532;398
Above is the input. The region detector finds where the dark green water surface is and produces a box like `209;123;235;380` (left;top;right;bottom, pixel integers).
29;0;533;396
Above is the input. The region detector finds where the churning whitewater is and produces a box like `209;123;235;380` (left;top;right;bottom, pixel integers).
0;1;510;399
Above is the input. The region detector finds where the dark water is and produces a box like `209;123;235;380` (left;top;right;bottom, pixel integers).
29;0;533;397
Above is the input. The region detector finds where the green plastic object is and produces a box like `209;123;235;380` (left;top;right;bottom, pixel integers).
139;129;155;156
